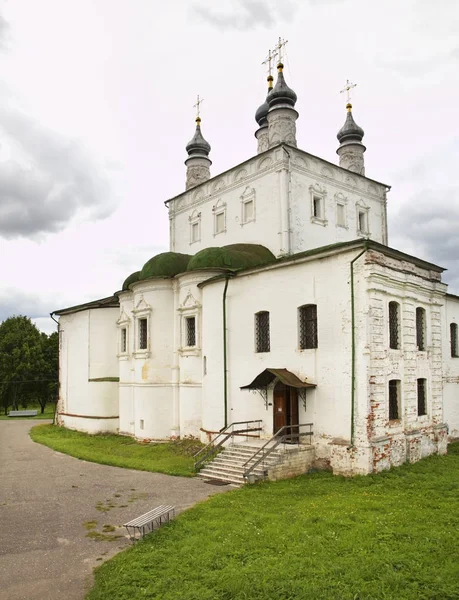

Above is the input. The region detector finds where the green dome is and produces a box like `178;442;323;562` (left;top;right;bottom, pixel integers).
187;244;275;272
122;271;140;290
139;252;192;280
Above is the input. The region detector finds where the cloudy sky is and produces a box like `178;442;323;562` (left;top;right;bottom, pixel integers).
0;0;458;334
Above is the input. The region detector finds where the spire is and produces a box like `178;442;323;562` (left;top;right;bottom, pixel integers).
336;81;366;175
266;38;299;148
185;96;212;190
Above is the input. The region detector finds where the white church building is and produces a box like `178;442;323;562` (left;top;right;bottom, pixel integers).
54;58;459;477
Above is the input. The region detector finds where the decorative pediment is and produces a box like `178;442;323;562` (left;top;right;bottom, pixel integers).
240;186;255;201
117;308;131;326
132;295;152;315
309;183;327;196
212;198;226;213
193;188;206;203
356;198;370;209
334;191;348;204
179;291;201;312
189;209;201;222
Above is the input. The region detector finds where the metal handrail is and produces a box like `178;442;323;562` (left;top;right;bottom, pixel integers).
242;423;313;481
194;420;263;471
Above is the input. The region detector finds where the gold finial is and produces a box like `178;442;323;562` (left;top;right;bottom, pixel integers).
340;79;357;106
194;95;204;122
267;74;274;89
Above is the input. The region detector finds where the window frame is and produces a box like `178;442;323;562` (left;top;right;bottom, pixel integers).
212;199;227;236
417;378;427;417
416;307;426;351
240;187;256;225
388;379;401;421
336;202;346;228
255;311;270;353
356;200;370;237
298;304;318;350
132;297;152;358
189;211;201;245
138;317;148;350
185;315;197;348
116;309;131;359
309;185;328;226
451;322;458;358
389;301;400;350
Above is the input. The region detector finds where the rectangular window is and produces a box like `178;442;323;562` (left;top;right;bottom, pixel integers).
185;316;196;347
388;379;401;420
298;304;318;349
389;301;400;349
215;212;225;234
417;378;427;416
121;328;127;353
336;204;345;227
313;196;322;219
255;311;270;353
416;307;426;351
139;318;148;350
243;199;254;223
358;210;367;233
451;323;458;357
191;222;199;243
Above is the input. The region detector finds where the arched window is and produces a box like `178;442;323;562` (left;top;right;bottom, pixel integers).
451;323;458;358
389;301;400;349
416;307;426;351
255;311;270;353
298;305;318;349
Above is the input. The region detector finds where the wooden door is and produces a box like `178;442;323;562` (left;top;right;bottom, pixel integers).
273;382;287;434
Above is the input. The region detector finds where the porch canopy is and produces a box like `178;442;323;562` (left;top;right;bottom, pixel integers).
240;368;316;390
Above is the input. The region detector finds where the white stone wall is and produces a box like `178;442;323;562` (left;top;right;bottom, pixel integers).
200;250;356;448
58;308;119;433
168;146;388;259
443;295;459;438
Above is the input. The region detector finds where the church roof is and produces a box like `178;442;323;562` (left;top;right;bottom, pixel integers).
122;271;140;290
139;252;192;281
187;244;275;272
53;296;119;316
337;104;365;144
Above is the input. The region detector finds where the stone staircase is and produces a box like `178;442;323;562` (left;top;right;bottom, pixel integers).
198;444;286;485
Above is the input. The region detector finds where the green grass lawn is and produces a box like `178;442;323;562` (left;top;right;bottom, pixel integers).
30;424;199;477
87;443;459;600
0;403;56;420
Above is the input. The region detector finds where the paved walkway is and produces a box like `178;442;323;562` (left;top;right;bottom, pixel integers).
0;421;230;600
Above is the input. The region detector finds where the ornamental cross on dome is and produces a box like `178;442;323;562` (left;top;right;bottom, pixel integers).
193;95;204;119
275;37;288;64
262;48;277;77
340;79;357;103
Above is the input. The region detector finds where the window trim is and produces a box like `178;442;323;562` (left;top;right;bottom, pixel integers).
356;200;370;237
132;297;152;358
416;307;426;351
417;378;427;417
240;186;256;225
212;199;227;236
184;315;197;348
189;210;201;245
389;301;400;350
255;310;270;353
116;309;131;359
309;184;328;226
451;322;458;358
298;304;318;350
388;379;401;421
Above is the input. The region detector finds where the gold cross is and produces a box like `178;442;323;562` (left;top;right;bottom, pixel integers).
262;48;278;77
275;37;288;64
193;95;204;119
340;80;357;103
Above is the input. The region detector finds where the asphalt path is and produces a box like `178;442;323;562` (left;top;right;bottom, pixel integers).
0;420;230;600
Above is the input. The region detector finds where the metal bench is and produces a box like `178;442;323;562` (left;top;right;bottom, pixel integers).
124;505;175;541
8;410;38;417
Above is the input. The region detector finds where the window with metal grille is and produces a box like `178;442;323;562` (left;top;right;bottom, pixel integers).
255;311;270;353
451;323;458;357
388;379;400;420
417;378;427;416
139;318;148;350
121;328;127;353
416;307;426;351
389;301;400;349
298;304;318;349
186;316;196;347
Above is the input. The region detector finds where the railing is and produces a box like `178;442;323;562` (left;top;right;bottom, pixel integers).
194;420;263;471
242;423;313;482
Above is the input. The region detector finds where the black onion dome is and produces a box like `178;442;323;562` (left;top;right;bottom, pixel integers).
337;104;364;143
186;117;211;157
255;98;269;126
268;64;297;109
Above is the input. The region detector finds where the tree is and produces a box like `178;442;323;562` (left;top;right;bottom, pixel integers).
0;316;57;414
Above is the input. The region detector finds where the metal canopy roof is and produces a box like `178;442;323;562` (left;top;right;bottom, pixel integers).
241;368;316;390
